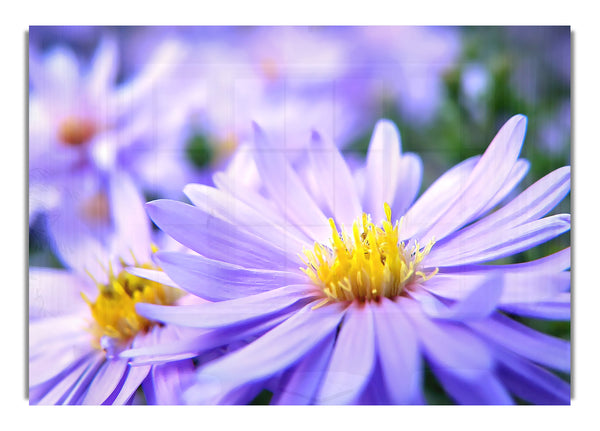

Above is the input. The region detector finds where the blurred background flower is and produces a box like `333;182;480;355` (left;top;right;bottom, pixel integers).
28;172;202;405
29;25;571;195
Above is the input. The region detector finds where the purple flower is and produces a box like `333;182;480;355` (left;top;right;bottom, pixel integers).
29;174;200;405
136;115;570;404
347;26;461;124
179;27;363;156
28;34;198;229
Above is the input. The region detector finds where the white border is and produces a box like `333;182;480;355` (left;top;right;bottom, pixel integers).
3;1;598;429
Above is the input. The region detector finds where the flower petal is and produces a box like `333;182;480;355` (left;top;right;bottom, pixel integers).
136;284;316;329
212;170;312;244
122;310;295;364
81;358;129;405
29;182;60;223
401;156;480;240
496;349;570;405
373;298;421;404
29;326;93;386
434;166;570;254
472;158;530;220
62;355;105;404
125;267;179;289
154;251;305;301
425;271;570;310
108;329;156;404
87;36;118;98
108;170;152;264
500;293;571;320
251;123;330;242
468;313;570;372
29;268;91;319
426;214;571;267
364;119;402;222
416;273;503;321
30;45;80;97
145;360;196;405
272;331;336;405
418;114;528;243
357;364;395;405
214;381;268;405
308;130;362;227
46;201;109;282
438;247;571;274
35;354;96;405
432;367;513;405
499;272;571;304
391;153;423;218
401;298;493;380
316;304;376;404
184;301;347;404
29;315;90;357
146;199;295;270
420;273;494;301
113;39;185;109
184;183;310;251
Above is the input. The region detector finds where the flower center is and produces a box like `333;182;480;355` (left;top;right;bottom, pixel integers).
81;258;183;346
79;191;110;223
302;203;438;306
58;116;96;146
260;57;281;81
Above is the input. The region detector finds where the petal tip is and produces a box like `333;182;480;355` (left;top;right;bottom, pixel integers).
310;129;321;142
144;199;161;211
511;114;528;133
144;199;174;221
374;118;396;129
251;121;264;135
252;122;269;148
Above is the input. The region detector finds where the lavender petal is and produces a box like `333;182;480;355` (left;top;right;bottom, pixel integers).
155;251;305;301
136;284;316;328
316;304;376;404
184;301;347;404
373;298;421;403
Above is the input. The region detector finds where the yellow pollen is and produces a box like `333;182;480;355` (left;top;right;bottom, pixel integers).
58;116;96;147
81;260;183;347
215;132;239;164
301;203;437;305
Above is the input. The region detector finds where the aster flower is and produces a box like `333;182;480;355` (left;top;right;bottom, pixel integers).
29;173;199;405
28;33;197;229
134;114;570;405
180;26;363;157
173;25;460;192
349;26;461;124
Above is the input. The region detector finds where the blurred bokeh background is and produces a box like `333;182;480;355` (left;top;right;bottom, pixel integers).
28;26;571;404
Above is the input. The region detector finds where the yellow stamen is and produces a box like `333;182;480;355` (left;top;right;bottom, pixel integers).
83;259;184;348
302;204;437;305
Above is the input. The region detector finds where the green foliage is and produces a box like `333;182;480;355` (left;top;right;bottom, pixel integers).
186;132;215;169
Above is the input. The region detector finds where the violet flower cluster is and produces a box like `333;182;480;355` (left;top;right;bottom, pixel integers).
28;26;571;405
